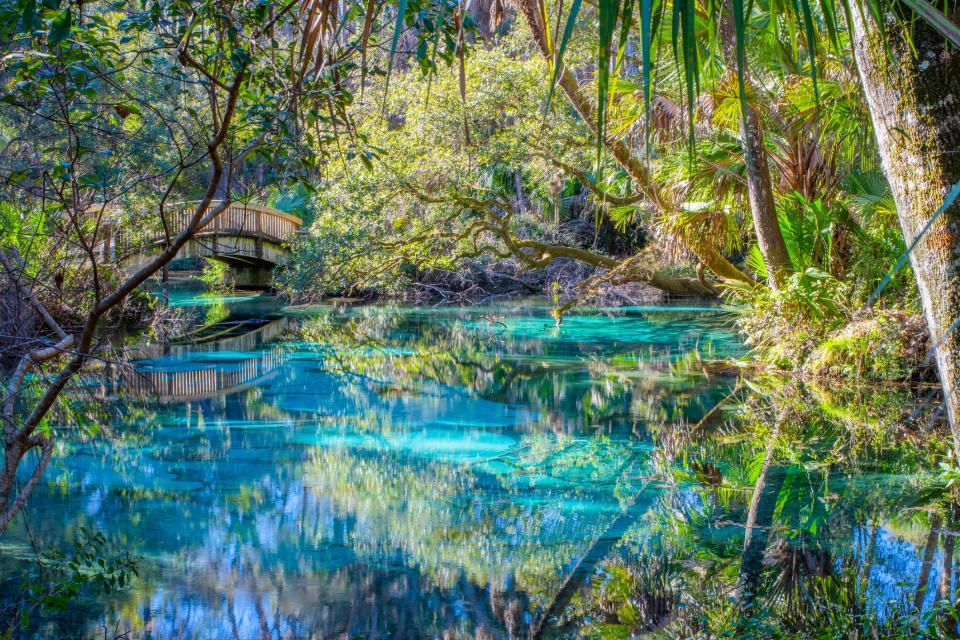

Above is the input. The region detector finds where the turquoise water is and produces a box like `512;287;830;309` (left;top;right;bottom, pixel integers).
0;288;953;638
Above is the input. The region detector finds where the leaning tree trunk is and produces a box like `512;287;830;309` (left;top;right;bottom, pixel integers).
850;2;960;459
915;513;942;610
735;419;784;609
718;3;792;289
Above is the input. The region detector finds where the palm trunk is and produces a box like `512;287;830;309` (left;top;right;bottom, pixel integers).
939;526;955;602
718;3;791;289
850;1;960;457
529;494;649;638
735;421;784;607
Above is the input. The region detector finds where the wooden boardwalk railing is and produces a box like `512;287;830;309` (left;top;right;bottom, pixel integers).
90;201;302;265
82;318;292;404
166;202;302;243
122;347;286;402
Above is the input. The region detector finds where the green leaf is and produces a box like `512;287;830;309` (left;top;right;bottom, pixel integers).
818;0;841;54
900;0;960;49
48;7;71;46
731;0;749;152
639;0;653;147
597;0;620;171
677;0;697;151
21;0;37;33
547;0;583;110
422;0;449;107
613;0;634;83
746;243;768;279
794;0;821;110
380;0;409;114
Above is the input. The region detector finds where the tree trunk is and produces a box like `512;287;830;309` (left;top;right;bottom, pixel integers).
735;420;784;608
514;0;759;288
850;1;960;458
718;3;792;289
937;503;960;635
938;524;955;602
528;494;649;639
214;163;232;200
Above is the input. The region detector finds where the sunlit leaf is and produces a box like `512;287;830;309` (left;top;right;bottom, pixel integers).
547;0;583;110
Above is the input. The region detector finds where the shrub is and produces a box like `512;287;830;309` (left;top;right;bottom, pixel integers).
199;258;234;292
804;311;926;381
733;269;848;370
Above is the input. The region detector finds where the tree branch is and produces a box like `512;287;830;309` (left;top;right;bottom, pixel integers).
545;156;647;206
0;437;53;533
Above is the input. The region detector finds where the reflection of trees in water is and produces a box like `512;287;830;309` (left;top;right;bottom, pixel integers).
20;459;548;638
105;560;535;639
564;382;958;638
25;306;954;638
293;306;737;437
78;303;736;440
16;412;647;637
299;446;639;600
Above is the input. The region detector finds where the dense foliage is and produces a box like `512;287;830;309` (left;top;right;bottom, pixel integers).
267;0;928;378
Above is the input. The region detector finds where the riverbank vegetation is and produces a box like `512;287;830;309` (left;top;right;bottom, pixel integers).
265;0;937;386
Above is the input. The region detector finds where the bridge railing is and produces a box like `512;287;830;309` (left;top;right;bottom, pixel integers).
167;201;302;243
117;346;286;402
99;200;302;261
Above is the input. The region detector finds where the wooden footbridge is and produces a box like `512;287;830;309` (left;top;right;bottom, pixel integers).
73;201;304;403
100;201;302;288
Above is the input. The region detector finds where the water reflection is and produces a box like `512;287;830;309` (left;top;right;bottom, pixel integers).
85;317;291;405
1;291;955;638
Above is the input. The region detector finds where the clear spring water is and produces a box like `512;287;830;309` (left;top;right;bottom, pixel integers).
0;287;952;638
